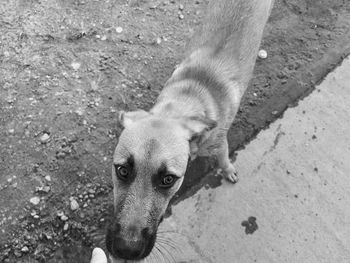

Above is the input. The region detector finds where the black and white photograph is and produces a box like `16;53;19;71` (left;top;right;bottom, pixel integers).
1;0;350;262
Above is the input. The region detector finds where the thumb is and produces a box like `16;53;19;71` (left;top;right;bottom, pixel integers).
90;247;108;263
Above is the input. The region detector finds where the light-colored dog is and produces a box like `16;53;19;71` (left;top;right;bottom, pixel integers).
106;0;274;261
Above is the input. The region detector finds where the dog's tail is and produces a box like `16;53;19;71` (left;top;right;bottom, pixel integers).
187;0;274;89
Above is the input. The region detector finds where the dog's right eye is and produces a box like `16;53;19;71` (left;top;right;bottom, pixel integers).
115;165;129;181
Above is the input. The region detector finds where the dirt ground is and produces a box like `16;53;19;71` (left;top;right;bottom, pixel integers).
0;0;350;262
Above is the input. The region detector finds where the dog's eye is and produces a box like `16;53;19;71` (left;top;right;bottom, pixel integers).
160;174;176;188
115;165;129;181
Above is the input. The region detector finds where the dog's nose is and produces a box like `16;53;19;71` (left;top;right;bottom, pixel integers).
106;225;151;260
112;237;144;260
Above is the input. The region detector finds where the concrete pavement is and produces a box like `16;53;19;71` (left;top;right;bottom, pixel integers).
160;57;350;263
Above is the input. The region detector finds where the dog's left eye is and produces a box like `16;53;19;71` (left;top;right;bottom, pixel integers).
160;175;176;188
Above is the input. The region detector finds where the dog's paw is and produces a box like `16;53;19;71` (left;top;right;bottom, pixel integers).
222;164;238;183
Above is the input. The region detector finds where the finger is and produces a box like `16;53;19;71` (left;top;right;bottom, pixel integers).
90;247;108;263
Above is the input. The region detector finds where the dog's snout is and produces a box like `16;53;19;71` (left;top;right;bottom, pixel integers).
113;237;144;259
106;224;154;260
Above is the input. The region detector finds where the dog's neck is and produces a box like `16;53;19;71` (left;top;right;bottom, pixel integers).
151;84;217;123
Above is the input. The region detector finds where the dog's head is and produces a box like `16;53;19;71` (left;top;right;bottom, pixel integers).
106;110;216;261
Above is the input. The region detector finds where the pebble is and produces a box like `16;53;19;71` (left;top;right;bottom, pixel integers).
21;246;29;253
70;198;80;211
14;250;22;257
179;4;184;10
101;35;107;41
35;186;51;193
8;129;15;134
71;61;81;70
88;189;96;194
57;211;64;217
155;37;162;45
29;196;40;205
40;133;50;143
116;27;123;33
56;151;66;159
45;175;51;182
57;211;68;221
63;222;69;231
61;215;69;221
178;14;184;20
258;49;267;59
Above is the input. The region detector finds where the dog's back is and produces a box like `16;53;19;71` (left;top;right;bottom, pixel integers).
188;0;273;90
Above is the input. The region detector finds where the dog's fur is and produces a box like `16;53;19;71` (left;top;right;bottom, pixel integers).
106;0;274;261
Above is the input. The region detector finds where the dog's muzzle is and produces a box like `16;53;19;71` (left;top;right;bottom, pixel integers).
106;223;156;260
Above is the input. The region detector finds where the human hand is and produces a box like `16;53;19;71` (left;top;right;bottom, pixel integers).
90;248;108;263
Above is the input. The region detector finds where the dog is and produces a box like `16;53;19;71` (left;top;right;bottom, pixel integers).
106;0;274;261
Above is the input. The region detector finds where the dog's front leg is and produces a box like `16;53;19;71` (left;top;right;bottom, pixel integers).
216;138;238;183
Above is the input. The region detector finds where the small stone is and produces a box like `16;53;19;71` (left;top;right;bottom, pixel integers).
178;14;184;20
272;110;278;115
21;246;29;253
258;49;267;59
33;215;40;219
56;151;66;159
116;27;123;33
71;61;81;71
155;37;162;44
70;199;80;211
63;222;69;231
14;250;22;257
8;129;15;134
83;203;88;208
179;4;184;10
88;189;96;194
40;133;50;143
35;186;51;193
30;196;40;205
60;215;69;221
44;175;51;182
101;35;107;41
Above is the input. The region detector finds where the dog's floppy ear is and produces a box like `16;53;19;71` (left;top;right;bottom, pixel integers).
181;115;217;138
180;115;217;160
118;110;150;128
